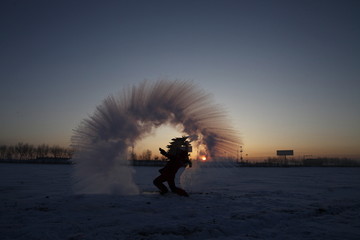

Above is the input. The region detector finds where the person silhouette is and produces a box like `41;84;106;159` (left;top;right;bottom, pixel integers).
153;137;192;196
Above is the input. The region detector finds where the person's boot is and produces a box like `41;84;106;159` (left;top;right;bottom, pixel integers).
173;188;189;197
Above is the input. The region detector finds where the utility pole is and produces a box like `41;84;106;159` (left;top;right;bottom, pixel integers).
240;145;243;163
237;147;239;163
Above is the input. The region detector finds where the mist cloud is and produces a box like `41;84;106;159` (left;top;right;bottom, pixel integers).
72;80;240;194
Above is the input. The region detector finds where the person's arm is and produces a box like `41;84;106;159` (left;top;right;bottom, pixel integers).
159;148;169;158
182;155;192;167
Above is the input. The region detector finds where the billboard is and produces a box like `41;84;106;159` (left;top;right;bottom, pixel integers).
277;150;294;156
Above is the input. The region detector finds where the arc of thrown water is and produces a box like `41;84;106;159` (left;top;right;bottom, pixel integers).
72;80;240;194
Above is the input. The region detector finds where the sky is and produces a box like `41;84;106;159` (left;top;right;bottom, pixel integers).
1;0;359;160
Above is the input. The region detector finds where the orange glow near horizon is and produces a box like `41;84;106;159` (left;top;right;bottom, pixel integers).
201;155;207;161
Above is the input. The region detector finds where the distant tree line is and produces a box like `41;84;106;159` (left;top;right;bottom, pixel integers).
301;157;360;167
0;143;74;160
130;149;166;161
246;157;360;167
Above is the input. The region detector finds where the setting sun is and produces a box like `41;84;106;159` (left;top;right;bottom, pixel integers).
201;156;207;161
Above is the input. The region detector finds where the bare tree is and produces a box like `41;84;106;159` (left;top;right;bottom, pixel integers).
36;144;50;158
139;149;152;160
27;144;35;159
6;146;15;159
14;143;36;160
50;145;63;158
129;151;137;161
15;142;26;160
65;148;75;158
0;145;7;159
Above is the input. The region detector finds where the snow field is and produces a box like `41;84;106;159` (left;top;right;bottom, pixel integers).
1;164;360;240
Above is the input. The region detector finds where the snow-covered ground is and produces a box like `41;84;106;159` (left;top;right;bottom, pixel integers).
1;163;360;240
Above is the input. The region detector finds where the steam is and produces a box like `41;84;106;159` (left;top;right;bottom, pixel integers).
72;80;240;194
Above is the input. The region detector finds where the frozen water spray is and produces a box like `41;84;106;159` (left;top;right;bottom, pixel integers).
72;80;240;194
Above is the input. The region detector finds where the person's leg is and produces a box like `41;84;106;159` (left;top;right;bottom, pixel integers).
167;177;177;192
167;176;189;197
153;175;169;194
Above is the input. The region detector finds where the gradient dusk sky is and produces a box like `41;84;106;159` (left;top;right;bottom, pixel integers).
1;0;359;159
